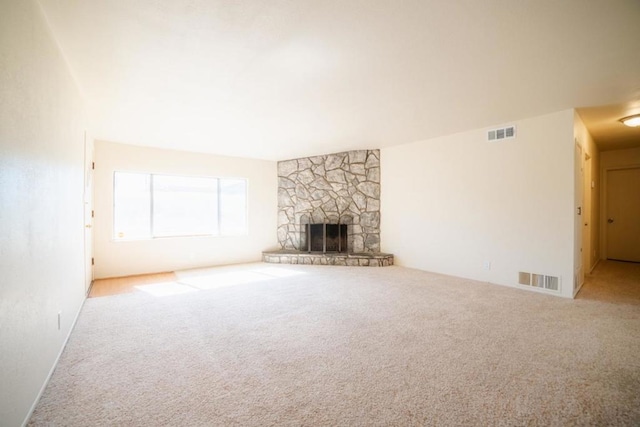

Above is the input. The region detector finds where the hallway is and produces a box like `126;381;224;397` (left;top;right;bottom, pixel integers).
577;260;640;305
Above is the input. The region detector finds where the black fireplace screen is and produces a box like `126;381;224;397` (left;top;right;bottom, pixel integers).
307;223;347;252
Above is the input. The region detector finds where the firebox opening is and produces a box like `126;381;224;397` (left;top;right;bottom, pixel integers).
306;223;348;253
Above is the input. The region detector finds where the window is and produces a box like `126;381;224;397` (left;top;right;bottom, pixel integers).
114;172;247;240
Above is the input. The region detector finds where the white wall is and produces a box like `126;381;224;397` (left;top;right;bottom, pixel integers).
599;146;640;260
381;110;576;298
0;1;87;426
93;141;278;278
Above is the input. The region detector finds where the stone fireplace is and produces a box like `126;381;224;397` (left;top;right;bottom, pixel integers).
277;149;381;252
263;149;393;266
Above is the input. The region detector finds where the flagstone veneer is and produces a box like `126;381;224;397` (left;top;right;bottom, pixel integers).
277;149;381;253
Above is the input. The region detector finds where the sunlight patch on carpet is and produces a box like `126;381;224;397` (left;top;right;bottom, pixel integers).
134;282;197;297
252;267;306;278
178;271;271;290
177;266;307;291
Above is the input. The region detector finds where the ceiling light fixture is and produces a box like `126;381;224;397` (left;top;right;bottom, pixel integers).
620;114;640;127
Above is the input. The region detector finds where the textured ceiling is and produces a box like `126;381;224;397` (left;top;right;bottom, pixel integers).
38;0;640;160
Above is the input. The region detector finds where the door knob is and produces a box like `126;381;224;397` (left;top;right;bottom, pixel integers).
607;218;614;224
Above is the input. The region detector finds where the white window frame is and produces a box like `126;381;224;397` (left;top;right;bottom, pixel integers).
113;171;248;240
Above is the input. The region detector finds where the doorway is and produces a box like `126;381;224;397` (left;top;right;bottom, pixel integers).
84;133;94;294
582;153;592;273
606;167;640;263
574;143;584;292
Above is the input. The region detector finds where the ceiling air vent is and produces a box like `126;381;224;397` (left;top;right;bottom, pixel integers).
487;125;516;141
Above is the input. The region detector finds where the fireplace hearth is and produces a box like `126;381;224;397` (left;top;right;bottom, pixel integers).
262;250;394;267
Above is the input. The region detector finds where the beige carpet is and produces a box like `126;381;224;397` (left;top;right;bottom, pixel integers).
29;261;640;426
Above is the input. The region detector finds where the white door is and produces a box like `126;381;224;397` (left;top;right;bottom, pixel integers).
83;133;94;294
606;167;640;262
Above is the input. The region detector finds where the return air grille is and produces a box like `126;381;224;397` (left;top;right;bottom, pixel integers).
488;125;516;141
518;271;560;292
518;272;531;285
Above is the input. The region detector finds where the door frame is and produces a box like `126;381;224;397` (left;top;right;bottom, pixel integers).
574;142;584;294
582;153;592;274
601;164;640;261
83;132;94;295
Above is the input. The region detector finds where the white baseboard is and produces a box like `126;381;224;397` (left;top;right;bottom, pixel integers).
21;296;87;427
573;281;584;298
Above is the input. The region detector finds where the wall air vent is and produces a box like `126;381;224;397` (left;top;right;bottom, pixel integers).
487;125;516;141
544;276;559;291
531;274;545;288
518;272;531;285
518;271;560;292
